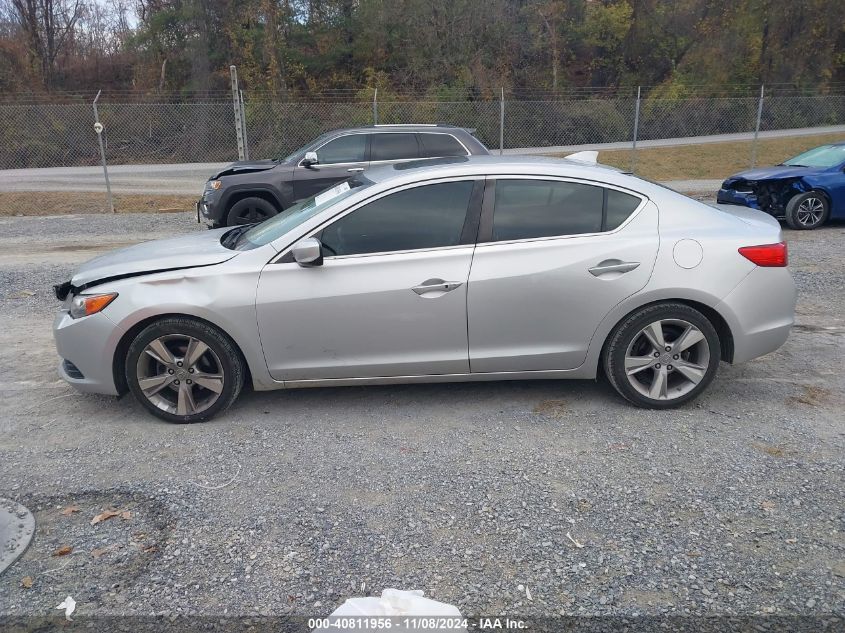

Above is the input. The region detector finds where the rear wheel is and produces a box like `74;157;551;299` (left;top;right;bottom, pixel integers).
126;318;244;423
785;191;829;230
604;303;721;409
226;196;278;226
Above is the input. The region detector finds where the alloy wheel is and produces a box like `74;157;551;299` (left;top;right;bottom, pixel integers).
136;334;225;416
796;196;824;227
623;318;710;401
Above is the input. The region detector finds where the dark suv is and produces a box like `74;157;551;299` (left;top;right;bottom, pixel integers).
197;124;489;227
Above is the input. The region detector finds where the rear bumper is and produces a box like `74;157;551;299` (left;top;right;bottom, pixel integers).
715;266;796;364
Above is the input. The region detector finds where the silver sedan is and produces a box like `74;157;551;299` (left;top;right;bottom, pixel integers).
53;156;796;423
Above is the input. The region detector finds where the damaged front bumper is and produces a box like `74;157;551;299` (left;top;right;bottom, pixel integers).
54;280;74;301
197;197;217;226
717;177;808;218
716;187;760;209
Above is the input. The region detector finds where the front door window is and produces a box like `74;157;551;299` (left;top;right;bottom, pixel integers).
320;180;474;256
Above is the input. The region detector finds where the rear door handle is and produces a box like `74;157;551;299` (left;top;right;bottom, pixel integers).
411;278;463;295
347;167;365;172
588;260;640;276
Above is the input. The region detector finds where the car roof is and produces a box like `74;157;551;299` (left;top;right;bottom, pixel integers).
329;124;475;135
363;154;645;185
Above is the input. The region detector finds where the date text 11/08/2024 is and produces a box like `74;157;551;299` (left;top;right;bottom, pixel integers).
309;617;528;630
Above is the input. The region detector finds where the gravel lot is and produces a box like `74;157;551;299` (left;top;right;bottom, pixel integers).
0;211;843;628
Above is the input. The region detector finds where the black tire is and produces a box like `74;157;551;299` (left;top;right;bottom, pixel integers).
785;191;829;230
125;317;244;423
225;196;279;226
603;303;721;409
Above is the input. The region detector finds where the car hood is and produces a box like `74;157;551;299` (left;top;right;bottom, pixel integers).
724;165;812;183
70;229;236;289
210;159;280;179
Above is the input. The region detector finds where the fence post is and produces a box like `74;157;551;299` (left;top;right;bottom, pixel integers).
373;88;378;125
92;90;114;214
630;86;641;174
239;89;250;160
230;65;246;160
751;84;764;168
499;87;505;155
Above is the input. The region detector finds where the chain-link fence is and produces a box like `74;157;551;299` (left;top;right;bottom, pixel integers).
0;92;843;170
0;101;238;169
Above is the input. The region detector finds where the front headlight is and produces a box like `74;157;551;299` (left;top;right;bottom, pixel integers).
69;293;118;319
205;180;222;191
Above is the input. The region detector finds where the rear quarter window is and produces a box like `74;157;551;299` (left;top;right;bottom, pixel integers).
605;189;642;230
419;133;468;158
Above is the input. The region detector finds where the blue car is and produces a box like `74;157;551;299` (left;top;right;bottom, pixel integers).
717;142;845;230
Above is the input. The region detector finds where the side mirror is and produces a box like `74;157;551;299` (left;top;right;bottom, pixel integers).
302;151;319;167
291;237;323;267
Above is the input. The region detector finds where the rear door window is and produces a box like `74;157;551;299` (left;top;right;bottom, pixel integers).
371;133;420;161
491;179;643;241
492;180;604;241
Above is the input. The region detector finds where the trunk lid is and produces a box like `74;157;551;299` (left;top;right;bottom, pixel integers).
708;202;782;234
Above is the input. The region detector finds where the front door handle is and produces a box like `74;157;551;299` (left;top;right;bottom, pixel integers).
411;278;463;295
588;260;640;276
347;167;365;172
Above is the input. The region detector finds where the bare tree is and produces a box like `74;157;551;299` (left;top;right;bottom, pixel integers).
535;1;565;91
10;0;82;88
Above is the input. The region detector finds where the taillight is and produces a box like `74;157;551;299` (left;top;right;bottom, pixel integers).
738;241;788;267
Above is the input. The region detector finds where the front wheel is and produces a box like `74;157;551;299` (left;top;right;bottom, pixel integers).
604;303;721;409
125;317;244;423
785;191;829;230
226;196;278;226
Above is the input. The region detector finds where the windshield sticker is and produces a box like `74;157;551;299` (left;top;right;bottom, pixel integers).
314;181;351;206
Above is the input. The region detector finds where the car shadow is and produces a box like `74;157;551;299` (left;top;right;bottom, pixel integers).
242;377;614;415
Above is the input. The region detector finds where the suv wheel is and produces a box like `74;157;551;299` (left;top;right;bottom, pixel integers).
226;196;279;226
604;303;721;409
126;317;244;423
785;191;829;230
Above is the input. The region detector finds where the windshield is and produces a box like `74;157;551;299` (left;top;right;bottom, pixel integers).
230;176;373;250
782;144;845;168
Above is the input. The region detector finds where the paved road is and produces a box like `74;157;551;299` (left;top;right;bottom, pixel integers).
0;162;227;196
0;125;842;196
501;124;845;155
665;179;723;192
